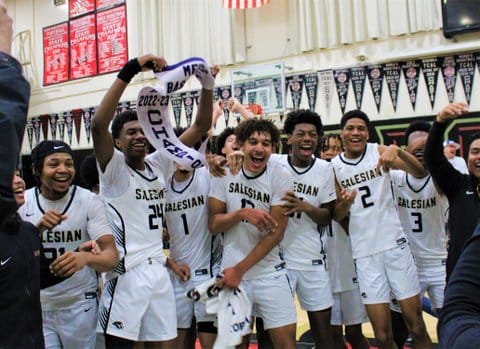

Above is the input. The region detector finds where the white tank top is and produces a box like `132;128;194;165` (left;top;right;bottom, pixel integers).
332;143;406;258
390;170;448;264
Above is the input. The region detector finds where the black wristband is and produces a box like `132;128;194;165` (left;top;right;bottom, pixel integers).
117;58;142;83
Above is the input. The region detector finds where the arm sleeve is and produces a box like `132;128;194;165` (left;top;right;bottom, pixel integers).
438;224;480;349
424;121;464;198
0;53;30;195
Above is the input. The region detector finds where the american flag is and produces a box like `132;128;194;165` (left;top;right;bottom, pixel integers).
222;0;270;9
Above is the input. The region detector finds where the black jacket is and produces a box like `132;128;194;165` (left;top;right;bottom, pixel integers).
0;218;44;348
424;120;480;280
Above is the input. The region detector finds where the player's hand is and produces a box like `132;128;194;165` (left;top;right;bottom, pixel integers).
241;208;278;234
212;99;224;125
167;258;191;281
217;266;243;289
227;97;241;113
207;154;228;177
338;188;356;210
377;144;399;173
78;240;102;255
37;210;67;233
137;54;167;72
194;63;215;90
436;102;469;123
50;251;88;277
0;1;13;55
282;191;310;215
226;150;244;175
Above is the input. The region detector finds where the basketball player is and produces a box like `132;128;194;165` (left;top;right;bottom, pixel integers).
320;134;369;349
208;118;297;348
332;110;432;349
165;161;221;349
91;54;214;348
18;140;119;349
391;121;448;315
268;109;336;348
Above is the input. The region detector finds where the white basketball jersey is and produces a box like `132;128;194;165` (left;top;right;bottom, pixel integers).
390;170;448;264
19;185;111;310
327;221;358;292
209;163;293;280
165;167;220;278
99;150;167;274
269;154;336;270
331;143;406;259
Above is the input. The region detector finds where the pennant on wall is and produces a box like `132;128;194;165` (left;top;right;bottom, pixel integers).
182;92;195;127
333;68;350;114
304;73;318;112
367;64;384;113
286;75;304;111
421;58;440;109
219;86;232;126
58;112;67;142
49;114;58;140
401;60;421;111
40;114;50;140
72;109;83;144
455;53;476;105
170;94;183;128
318;70;334;118
383;63;402;112
439;56;457;103
476;52;480;74
272;77;284;110
27;120;34;150
32;117;41;145
116;101;130;117
350;66;367;110
233;84;246;104
63;111;74;145
82;108;95;143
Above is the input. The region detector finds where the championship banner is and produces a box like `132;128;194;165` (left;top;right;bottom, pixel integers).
401;60;421;111
40;114;50;141
439;56;457;103
421;58;440;109
69;0;95;18
69;14;97;79
318;70;334;118
63;111;74;144
286;75;304;111
32;117;41;145
333;68;350;114
27;120;34;150
170;94;183;128
96;4;128;74
49;114;58;140
272;77;284;110
304;73;318;112
96;0;125;11
137;57;209;170
455;53;476;105
181;91;196;127
350;66;367;110
220;86;232;126
43;22;69;86
383;62;401;112
367;64;384;113
83;108;95;143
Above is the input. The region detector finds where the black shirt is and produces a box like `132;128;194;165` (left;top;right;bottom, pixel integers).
424;120;480;280
0;217;44;348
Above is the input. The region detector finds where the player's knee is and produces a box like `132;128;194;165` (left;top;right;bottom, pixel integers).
374;330;395;347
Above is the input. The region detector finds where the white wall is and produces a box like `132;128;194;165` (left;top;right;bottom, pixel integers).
6;0;480;154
